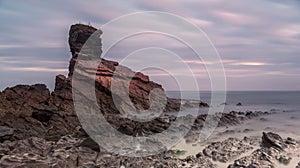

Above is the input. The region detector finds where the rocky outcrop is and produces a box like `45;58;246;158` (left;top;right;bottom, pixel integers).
236;102;242;106
0;126;14;142
0;24;183;140
67;23;181;113
0;135;97;167
0;23;252;142
0;84;80;141
0;84;50;114
0;134;218;168
203;137;257;163
0;131;298;168
228;132;299;168
262;132;284;150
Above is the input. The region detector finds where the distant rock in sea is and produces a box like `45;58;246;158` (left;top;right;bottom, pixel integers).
236;102;242;106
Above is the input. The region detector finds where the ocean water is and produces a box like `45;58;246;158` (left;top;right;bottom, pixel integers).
166;91;300;113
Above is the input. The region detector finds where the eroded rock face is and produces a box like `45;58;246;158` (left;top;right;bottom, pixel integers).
203;137;257;163
0;135;97;168
228;132;299;168
0;126;14;142
0;131;298;168
0;134;218;168
0;84;51;116
0;23;208;142
262;132;284;150
68;24;98;78
0;83;81;141
67;24;181;113
0;24;181;140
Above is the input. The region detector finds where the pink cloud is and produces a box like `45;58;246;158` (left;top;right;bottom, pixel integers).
212;10;260;26
4;67;68;72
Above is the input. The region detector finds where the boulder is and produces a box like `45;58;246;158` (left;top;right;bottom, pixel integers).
229;132;298;168
262;132;283;150
0;84;50;116
203;137;254;163
0;126;14;142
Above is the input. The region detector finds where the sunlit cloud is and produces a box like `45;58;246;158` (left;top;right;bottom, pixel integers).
0;44;28;49
232;62;272;66
212;10;260;26
186;17;213;28
0;57;67;65
180;59;270;67
4;67;68;72
180;60;216;65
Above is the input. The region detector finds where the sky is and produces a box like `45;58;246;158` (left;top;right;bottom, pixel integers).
0;0;300;91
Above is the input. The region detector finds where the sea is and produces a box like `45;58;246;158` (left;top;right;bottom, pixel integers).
166;91;300;113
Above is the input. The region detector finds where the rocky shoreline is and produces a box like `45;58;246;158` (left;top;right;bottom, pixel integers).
0;130;299;167
0;24;299;167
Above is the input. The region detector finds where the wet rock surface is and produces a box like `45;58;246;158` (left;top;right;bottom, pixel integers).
0;134;219;168
0;132;298;167
0;126;14;142
203;137;258;163
228;132;300;168
262;132;284;150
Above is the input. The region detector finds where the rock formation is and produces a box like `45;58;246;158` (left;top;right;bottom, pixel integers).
0;84;80;141
0;24;184;141
67;23;182;113
228;132;299;167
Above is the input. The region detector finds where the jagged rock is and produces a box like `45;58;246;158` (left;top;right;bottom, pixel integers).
1;24;265;141
7;137;53;156
0;135;98;167
229;132;299;168
0;126;14;142
236;102;242;106
182;100;209;108
0;24;175;141
51;75;73;116
296;162;300;168
0;82;81;141
218;112;241;126
262;132;283;150
199;101;209;107
95;152;218;168
68;24;99;77
286;137;296;145
32;111;53;123
51;146;98;167
0;153;50;168
78;137;100;152
0;135;219;168
0;84;50;116
228;146;279;167
202;137;255;163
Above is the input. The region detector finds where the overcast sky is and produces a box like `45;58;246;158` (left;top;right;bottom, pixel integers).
0;0;300;91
